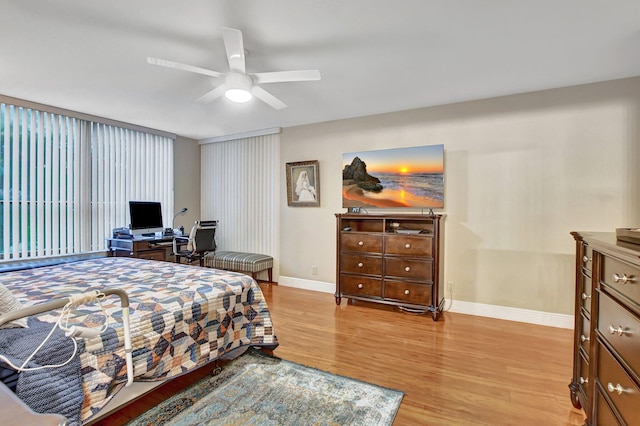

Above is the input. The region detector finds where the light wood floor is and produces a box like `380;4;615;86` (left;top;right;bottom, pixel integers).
262;284;586;425
96;283;586;425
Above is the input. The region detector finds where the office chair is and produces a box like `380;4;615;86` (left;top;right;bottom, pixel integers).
173;220;217;266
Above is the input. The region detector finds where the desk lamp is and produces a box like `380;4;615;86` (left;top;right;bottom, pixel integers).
172;208;188;232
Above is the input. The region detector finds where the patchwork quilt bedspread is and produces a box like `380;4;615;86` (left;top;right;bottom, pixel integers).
0;257;278;422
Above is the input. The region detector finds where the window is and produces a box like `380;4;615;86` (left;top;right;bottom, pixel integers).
0;102;174;261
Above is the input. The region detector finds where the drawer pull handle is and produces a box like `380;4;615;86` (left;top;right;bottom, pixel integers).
613;273;634;284
405;243;411;249
579;377;588;385
608;325;625;336
580;335;589;343
404;289;410;295
582;255;591;263
357;262;364;268
357;283;363;289
404;266;411;272
581;293;591;300
607;383;627;395
358;241;364;246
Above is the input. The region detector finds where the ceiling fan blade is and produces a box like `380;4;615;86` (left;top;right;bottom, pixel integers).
252;86;287;110
221;27;246;74
196;85;227;103
147;57;224;78
253;70;321;84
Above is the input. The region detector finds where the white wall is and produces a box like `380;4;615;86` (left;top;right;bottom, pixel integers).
279;77;640;315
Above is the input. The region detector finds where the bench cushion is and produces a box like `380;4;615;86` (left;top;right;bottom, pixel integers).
205;251;273;273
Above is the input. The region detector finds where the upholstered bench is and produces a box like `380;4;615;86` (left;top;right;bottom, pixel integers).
205;251;273;282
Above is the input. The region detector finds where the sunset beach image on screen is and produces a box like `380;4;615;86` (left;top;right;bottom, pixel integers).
342;144;444;209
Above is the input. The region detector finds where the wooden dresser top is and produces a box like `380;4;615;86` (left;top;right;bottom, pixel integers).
573;232;640;262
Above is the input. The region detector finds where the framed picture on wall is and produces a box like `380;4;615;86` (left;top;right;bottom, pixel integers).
286;160;320;207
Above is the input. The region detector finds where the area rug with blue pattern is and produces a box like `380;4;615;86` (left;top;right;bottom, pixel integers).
126;348;403;426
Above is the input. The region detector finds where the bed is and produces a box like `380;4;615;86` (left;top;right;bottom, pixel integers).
0;256;278;425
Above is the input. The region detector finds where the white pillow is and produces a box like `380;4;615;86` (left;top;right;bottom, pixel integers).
0;283;29;328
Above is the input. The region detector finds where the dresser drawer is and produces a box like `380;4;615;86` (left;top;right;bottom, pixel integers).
597;340;640;425
384;235;432;256
581;243;593;274
340;275;382;298
384;280;432;305
602;255;640;304
598;292;640;376
341;233;383;254
581;272;592;315
384;258;432;281
595;387;621;426
578;352;590;401
579;314;591;354
340;254;382;276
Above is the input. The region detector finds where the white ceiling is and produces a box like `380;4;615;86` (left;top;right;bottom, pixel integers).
2;1;640;140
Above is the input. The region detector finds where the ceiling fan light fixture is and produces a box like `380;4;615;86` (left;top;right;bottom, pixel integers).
147;27;320;110
225;88;253;103
224;73;253;103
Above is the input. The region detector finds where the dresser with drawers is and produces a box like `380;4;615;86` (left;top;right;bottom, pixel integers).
335;214;444;320
570;232;640;425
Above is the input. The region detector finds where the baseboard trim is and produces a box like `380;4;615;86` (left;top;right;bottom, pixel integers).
278;276;573;329
278;276;335;294
446;299;573;329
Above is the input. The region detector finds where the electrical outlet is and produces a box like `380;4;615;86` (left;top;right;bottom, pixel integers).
447;281;454;292
311;265;318;275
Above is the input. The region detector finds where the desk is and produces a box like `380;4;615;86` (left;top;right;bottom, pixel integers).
107;236;176;262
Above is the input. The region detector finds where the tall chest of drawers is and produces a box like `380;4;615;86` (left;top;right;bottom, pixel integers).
335;214;444;321
570;232;640;425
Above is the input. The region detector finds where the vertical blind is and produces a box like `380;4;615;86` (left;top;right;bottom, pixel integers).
200;134;279;277
89;123;173;250
0;103;174;261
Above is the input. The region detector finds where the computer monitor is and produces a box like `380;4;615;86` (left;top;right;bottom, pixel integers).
129;201;164;237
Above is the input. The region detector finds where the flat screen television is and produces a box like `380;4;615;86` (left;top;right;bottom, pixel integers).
342;144;444;210
129;201;164;236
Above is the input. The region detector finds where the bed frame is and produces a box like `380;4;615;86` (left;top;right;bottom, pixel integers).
0;262;276;424
0;288;135;425
83;347;247;425
0;338;251;425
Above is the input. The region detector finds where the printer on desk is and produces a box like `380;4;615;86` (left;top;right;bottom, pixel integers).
112;227;133;239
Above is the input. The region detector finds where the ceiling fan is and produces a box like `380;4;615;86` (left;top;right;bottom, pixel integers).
147;27;321;110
